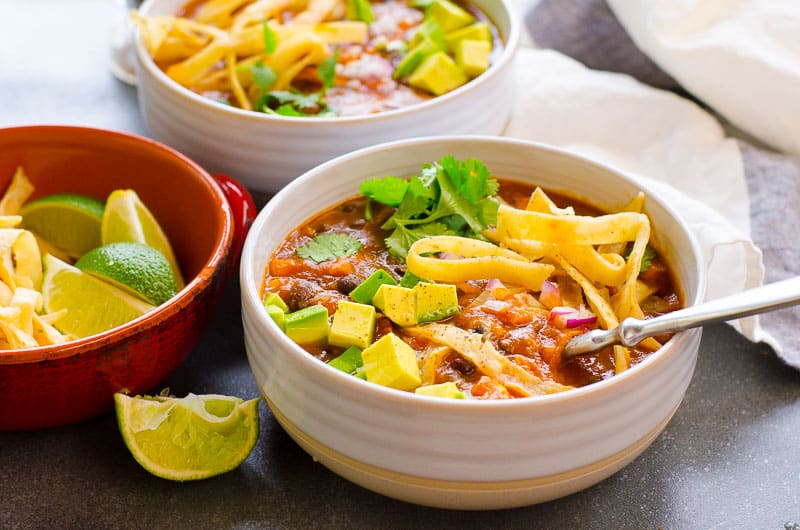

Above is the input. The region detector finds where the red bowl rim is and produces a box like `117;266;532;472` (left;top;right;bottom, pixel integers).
0;124;234;365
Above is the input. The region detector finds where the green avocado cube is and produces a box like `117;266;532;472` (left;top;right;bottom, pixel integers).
400;270;424;288
262;292;289;312
329;300;376;349
444;22;492;50
407;52;468;96
373;284;417;327
265;304;286;330
350;269;397;304
414;281;459;322
425;0;475;32
455;39;491;78
328;346;363;374
410;17;447;51
361;333;422;391
284;304;329;344
414;381;465;399
393;40;440;80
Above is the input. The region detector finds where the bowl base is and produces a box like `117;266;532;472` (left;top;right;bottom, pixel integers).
265;396;679;510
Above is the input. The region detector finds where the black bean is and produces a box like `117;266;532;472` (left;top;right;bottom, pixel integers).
451;355;476;376
285;279;322;312
336;274;362;295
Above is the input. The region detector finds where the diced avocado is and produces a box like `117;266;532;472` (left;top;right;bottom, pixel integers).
373;284;417;327
328;346;363;374
410;17;447;51
414;381;465;399
284;304;329;344
262;292;289;312
400;270;424;288
407;52;468;96
265;304;286;330
425;0;475;32
393;40;440;80
350;269;397;304
361;333;422;391
414;281;459;322
455;39;490;78
444;22;492;50
329;300;376;349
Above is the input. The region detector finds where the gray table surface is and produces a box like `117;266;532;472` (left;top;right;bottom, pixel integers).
2;1;799;528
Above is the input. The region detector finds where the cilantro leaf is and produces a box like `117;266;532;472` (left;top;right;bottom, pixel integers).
258;91;334;117
440;156;498;204
297;233;363;263
262;21;277;54
626;245;657;274
639;246;657;273
389;177;433;226
384;222;452;259
360;176;409;207
318;50;339;91
251;61;276;92
368;156;500;258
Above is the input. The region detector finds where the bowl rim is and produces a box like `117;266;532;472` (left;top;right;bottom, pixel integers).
241;134;708;411
134;0;521;125
0;124;234;365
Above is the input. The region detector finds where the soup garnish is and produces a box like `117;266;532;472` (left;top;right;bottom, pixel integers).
134;0;501;117
262;156;682;398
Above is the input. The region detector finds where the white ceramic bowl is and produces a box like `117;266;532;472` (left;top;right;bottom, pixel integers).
134;0;521;193
240;136;706;510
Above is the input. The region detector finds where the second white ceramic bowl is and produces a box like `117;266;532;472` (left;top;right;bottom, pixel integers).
134;0;521;193
240;136;706;509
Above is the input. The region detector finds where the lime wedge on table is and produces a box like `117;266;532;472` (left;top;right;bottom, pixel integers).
101;189;185;289
75;242;178;305
19;193;104;257
114;393;261;481
41;253;155;338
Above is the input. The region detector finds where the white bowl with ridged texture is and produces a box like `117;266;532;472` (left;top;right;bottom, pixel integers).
240;136;705;509
134;0;521;194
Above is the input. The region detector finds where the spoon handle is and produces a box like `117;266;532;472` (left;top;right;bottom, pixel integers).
563;276;800;358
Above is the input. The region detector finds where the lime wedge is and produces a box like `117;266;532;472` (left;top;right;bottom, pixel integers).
20;193;105;257
41;253;155;338
75;242;178;305
102;190;185;289
114;393;261;481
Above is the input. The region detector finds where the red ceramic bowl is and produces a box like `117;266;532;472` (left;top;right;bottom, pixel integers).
0;125;255;430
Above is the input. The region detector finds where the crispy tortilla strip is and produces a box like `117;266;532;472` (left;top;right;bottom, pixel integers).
0;167;34;216
497;204;646;246
407;235;554;291
194;0;252;27
294;0;342;24
405;323;572;396
230;0;297;31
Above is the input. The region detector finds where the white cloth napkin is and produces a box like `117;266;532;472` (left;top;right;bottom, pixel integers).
606;0;800;157
502;46;781;355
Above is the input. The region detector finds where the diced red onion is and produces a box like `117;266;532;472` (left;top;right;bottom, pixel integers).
486;279;505;290
539;280;562;308
548;306;597;329
437;252;462;260
482;299;510;312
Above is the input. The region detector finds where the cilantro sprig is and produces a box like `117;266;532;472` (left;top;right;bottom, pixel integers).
297;233;363;263
360;156;500;258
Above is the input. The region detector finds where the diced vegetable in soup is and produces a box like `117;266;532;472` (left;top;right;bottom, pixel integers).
134;0;502;117
262;156;683;399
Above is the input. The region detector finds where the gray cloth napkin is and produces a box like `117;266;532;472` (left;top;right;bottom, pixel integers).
526;0;800;362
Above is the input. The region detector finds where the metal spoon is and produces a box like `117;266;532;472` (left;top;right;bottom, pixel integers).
562;276;800;359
